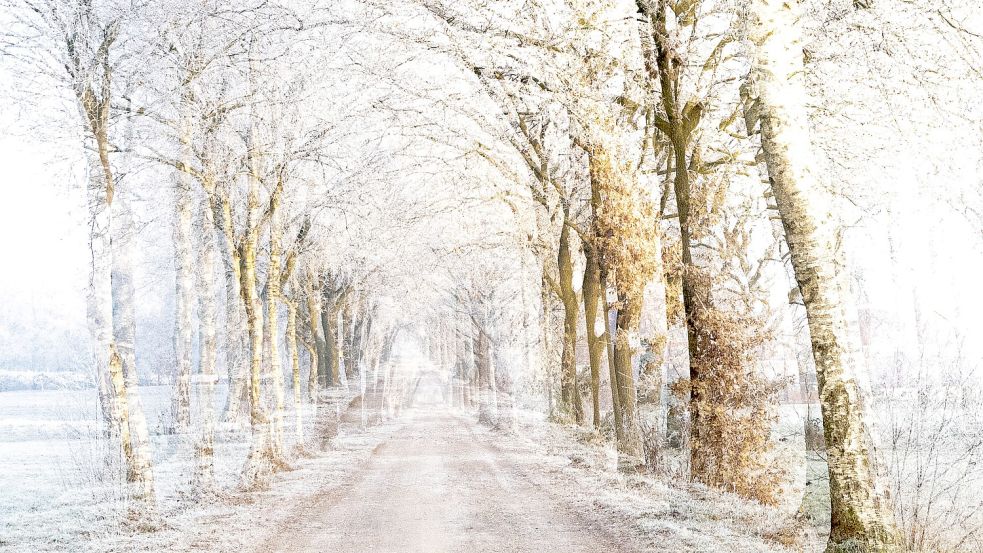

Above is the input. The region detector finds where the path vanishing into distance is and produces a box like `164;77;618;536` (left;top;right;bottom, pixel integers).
253;406;640;553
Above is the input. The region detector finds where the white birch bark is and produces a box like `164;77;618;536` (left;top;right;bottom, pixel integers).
304;272;324;402
86;144;117;444
747;0;900;549
194;190;219;489
266;218;285;459
172;170;195;433
286;299;303;442
112;197;156;503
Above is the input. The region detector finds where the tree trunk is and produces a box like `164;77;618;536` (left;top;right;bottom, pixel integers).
320;295;343;387
588;145;653;468
474;329;495;425
85;125;156;503
241;144;272;484
194;194;218;490
611;286;645;469
637;0;713;477
304;273;325;400
582;245;604;430
587;155;624;444
342;301;357;381
172;173;195;434
111;198;156;503
557;220;584;424
748;0;900;549
265;220;285;459
214;195;248;425
540;276;557;419
286;300;303;443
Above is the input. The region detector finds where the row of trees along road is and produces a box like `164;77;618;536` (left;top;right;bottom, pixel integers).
4;0;981;551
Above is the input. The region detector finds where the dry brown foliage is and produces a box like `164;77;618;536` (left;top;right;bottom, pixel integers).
674;298;786;505
590;147;661;302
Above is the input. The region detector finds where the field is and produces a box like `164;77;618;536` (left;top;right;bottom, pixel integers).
0;383;315;551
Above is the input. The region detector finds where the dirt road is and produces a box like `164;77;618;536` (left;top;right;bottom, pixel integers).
255;408;638;553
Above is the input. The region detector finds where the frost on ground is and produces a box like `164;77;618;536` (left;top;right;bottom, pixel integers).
488;410;819;553
88;420;403;553
3;381;818;553
0;384;396;553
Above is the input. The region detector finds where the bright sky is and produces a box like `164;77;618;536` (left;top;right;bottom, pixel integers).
0;104;88;327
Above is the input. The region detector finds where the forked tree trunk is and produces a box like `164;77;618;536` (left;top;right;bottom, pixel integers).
63;9;154;505
747;0;900;549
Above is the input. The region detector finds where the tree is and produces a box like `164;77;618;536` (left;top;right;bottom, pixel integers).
745;0;901;548
3;0;158;506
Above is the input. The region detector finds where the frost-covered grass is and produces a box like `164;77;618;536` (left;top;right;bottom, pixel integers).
777;399;983;553
487;408;813;553
0;384;365;552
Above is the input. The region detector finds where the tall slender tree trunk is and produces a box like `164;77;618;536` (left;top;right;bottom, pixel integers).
320;296;343;387
241;131;272;483
214;195;248;425
322;298;343;389
587;154;626;446
304;273;325;399
747;0;900;549
540;277;557;419
64;14;155;506
286;300;303;442
637;0;714;477
588;145;651;468
194;190;219;489
474;328;495;425
112;198;156;503
86;131;156;503
172;173;195;434
266;219;285;459
342;300;357;381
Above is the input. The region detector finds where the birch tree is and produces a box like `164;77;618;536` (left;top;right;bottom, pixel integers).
2;0;159;505
745;0;901;548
